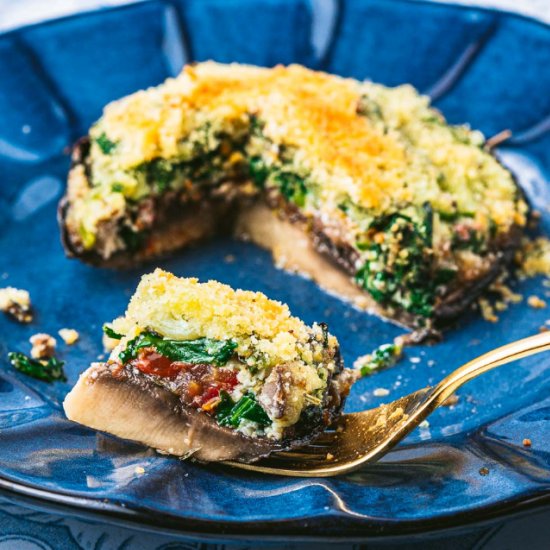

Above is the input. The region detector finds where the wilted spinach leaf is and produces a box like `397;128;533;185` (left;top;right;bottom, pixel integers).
8;352;66;382
119;331;236;366
216;392;271;427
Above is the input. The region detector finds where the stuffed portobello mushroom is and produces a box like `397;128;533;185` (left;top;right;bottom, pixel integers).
60;63;527;329
63;269;355;462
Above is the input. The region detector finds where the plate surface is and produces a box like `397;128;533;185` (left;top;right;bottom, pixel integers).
0;0;549;538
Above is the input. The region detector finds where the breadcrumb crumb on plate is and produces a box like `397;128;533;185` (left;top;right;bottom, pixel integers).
527;295;546;309
29;333;57;359
0;287;33;323
59;328;80;345
479;298;498;323
518;237;550;278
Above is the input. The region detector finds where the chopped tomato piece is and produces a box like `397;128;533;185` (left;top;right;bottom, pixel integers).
129;351;240;412
130;350;182;379
215;368;238;388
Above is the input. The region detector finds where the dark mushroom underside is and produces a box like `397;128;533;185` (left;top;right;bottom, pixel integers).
63;359;355;463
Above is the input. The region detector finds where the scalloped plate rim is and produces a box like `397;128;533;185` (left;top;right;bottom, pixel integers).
0;0;548;44
0;475;549;540
0;0;549;539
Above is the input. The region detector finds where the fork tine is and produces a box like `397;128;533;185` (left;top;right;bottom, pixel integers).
274;435;340;458
276;449;329;460
278;446;327;456
292;439;336;450
278;442;344;459
248;451;331;469
224;388;438;476
311;431;339;445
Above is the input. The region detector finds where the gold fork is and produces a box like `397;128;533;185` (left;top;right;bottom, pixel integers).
224;331;550;477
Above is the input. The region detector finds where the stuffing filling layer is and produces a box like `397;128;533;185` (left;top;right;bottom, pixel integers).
103;270;343;440
64;63;527;324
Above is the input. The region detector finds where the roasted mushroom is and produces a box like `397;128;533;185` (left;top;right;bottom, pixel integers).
59;62;527;329
63;269;356;462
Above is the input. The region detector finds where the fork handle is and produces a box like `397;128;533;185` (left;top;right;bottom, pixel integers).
430;331;550;406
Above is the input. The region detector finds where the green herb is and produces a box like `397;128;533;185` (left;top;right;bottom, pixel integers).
488;219;497;240
337;199;374;232
422;114;444;125
111;183;124;193
438;210;475;222
216;392;271;428
319;322;329;347
96;132;117;154
450;126;474;145
103;325;123;340
423;115;481;146
8;352;66;383
248;156;269;187
119;330;236;366
359;343;403;377
249;114;264;135
407;289;434;318
275;171;307;207
142;159;174;192
356;95;384;121
215;391;235;422
434;266;458;285
119;225;144;253
355;204;436;317
422;202;434;243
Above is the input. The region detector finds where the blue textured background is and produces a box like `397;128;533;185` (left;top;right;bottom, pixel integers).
0;0;548;541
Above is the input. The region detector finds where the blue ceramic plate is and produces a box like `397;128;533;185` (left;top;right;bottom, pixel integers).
0;0;549;539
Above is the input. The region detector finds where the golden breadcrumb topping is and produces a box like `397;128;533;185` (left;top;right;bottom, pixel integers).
96;63;406;211
123;268;307;339
111;269;335;367
65;62;528;323
93;62;523;228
